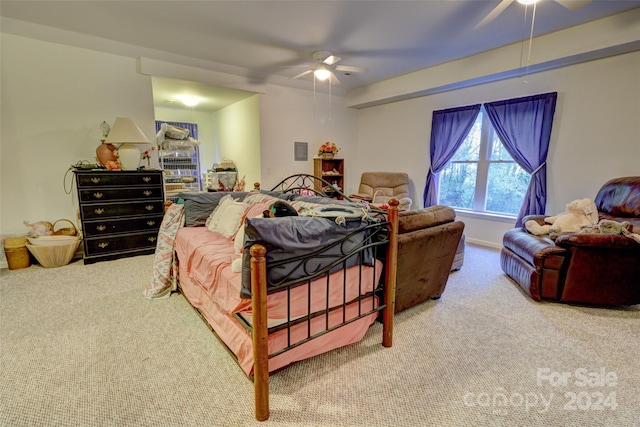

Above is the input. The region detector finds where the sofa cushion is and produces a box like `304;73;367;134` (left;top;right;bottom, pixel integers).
398;205;455;234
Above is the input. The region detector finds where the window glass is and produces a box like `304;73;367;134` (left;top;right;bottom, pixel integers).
490;133;512;161
438;109;528;216
450;118;481;161
439;163;477;210
485;163;530;214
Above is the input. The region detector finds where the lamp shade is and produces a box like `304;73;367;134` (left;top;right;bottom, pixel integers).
104;117;149;145
104;117;149;170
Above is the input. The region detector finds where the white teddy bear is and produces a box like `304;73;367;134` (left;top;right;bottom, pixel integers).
525;198;599;237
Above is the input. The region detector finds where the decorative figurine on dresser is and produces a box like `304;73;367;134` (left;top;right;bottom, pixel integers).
74;170;165;264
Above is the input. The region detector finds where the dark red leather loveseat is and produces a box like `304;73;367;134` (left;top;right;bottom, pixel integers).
500;176;640;306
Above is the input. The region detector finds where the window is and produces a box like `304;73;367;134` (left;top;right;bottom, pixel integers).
439;108;530;216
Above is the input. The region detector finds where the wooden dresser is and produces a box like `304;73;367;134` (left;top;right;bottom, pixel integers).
74;170;165;264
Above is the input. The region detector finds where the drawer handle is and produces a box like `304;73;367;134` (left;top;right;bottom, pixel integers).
143;191;152;197
93;192;104;199
143;176;152;183
94;208;105;215
96;225;106;231
146;220;156;226
148;237;157;243
97;242;109;249
145;205;154;211
91;177;101;184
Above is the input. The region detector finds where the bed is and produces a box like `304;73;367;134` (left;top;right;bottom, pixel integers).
149;174;399;421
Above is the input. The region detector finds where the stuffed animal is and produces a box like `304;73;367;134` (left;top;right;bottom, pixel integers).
578;219;640;244
598;219;631;235
525;198;599;237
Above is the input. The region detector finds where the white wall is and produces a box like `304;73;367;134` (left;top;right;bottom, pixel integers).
1;33;156;237
214;95;261;190
356;51;640;247
258;84;358;191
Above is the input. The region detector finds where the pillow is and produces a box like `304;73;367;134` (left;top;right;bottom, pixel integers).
206;194;235;230
231;256;243;273
243;202;271;222
233;202;271;254
234;225;245;254
180;191;248;227
211;200;245;238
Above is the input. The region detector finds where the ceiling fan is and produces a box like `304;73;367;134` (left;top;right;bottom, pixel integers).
475;0;591;29
289;51;367;84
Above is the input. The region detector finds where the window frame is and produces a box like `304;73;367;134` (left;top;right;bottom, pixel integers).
440;108;526;217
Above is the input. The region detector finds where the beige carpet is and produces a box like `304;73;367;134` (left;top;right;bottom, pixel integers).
1;244;639;427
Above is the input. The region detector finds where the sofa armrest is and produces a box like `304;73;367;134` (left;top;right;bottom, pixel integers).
555;233;640;250
398;205;455;233
502;228;566;268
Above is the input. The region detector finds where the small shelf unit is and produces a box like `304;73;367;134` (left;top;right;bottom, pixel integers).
159;147;202;202
313;157;344;199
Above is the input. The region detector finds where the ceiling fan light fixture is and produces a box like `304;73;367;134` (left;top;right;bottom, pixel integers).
314;67;332;81
517;0;538;5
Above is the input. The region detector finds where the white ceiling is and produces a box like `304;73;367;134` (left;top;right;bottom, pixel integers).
2;1;639;111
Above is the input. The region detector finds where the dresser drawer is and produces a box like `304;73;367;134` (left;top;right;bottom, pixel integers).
77;172;163;187
81;201;165;220
84;231;159;256
82;215;164;237
78;187;163;203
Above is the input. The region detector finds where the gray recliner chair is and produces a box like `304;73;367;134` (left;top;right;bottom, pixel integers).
350;172;413;211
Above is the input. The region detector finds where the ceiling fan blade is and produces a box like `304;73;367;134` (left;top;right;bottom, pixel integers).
555;0;590;11
335;65;368;74
474;0;514;29
290;69;313;80
323;55;342;65
329;72;341;85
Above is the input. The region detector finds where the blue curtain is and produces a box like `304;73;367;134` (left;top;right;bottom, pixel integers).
484;92;557;227
423;104;481;207
155;121;199;139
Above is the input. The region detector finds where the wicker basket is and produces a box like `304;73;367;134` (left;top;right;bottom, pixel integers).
26;239;81;268
3;236;31;270
52;219;78;236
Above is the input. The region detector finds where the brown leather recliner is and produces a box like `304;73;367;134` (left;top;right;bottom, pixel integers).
500;176;640;306
394;205;465;313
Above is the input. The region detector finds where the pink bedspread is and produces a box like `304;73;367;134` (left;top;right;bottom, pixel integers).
175;226;382;375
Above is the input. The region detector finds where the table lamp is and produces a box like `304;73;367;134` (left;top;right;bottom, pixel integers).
104;117;149;170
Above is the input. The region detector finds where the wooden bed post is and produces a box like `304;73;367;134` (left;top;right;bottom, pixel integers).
250;244;269;421
383;199;399;348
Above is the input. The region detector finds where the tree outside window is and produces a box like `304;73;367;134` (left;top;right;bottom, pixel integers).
439;109;529;216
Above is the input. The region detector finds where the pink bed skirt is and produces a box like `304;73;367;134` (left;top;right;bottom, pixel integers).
175;227;381;376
